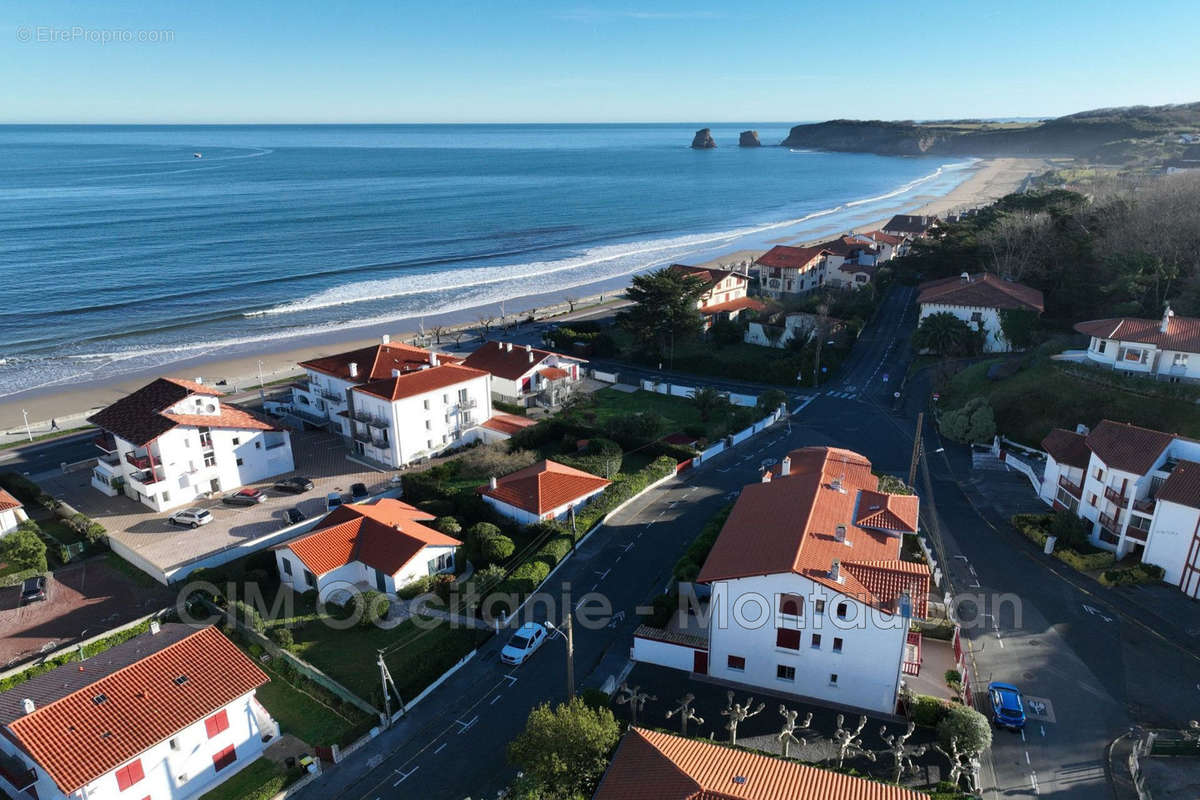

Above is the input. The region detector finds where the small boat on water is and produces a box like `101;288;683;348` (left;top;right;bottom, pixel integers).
193;152;202;158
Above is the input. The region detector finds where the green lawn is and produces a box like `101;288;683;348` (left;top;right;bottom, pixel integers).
942;357;1200;445
198;757;295;800
254;659;371;747
585;389;706;435
38;517;87;546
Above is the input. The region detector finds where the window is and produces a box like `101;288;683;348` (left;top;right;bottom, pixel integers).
304;570;315;587
282;558;292;576
1089;493;1098;506
811;633;822;649
814;599;826;614
1174;353;1189;366
427;439;434;450
1123;348;1143;363
423;399;430;410
727;655;745;671
231;437;240;446
425;420;432;430
161;490;170;503
836;603;848;619
776;665;796;681
212;744;237;772
1094;467;1104;480
1097;339;1107;353
778;594;803;617
833;637;844;653
776;628;801;650
1055;488;1080;513
204;454;217;468
443;393;449;403
829;673;839;686
255;441;262;449
235;457;244;467
205;709;230;739
970;311;983;323
115;760;145;790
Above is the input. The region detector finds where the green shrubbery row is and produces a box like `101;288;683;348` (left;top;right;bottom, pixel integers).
1100;563;1165;586
1011;513;1114;571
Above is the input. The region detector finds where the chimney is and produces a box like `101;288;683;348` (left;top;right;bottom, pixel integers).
348;362;359;379
430;352;440;367
392;368;401;378
761;470;772;483
834;524;846;543
21;698;34;715
829;559;841;582
960;272;970;283
506;342;512;353
525;344;532;353
780;456;791;476
149;619;161;635
1162;303;1174;333
195;377;203;385
528;350;534;364
489;476;498;490
381;334;390;345
830;477;845;493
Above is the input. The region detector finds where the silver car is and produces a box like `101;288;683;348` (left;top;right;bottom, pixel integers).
169;507;214;528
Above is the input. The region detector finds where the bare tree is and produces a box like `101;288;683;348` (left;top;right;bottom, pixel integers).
831;714;877;769
615;683;656;726
778;706;812;758
476;314;495;342
720;691;765;746
451;328;469;346
565;295;579;313
979;211;1051;281
879;722;927;782
431;324;446;345
665;694;704;736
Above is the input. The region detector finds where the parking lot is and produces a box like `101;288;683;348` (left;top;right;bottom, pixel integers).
40;431;396;583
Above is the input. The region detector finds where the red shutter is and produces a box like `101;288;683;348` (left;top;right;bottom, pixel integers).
212;744;237;772
205;709;230;739
116;759;144;790
776;628;801;650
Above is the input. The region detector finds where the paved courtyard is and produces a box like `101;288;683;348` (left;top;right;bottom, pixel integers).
42;431;398;583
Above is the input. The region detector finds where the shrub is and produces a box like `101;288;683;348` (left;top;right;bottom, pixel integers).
1011;513;1050;546
1054;548;1114;572
1100;563;1166;586
396;575;435;600
940;397;996;443
937;704;992;753
356;590;389;626
0;522;48;573
908;694;950;728
457;444;539;480
557;437;623;478
579;687;612;713
502;560;551;595
1049;510;1091;550
481;534;516;564
271;627;294;649
640;593;677;628
0;472;57;510
232;600;266;633
434;516;462;536
604;411;665;446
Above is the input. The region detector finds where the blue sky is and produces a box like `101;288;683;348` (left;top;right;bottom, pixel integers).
1;0;1197;123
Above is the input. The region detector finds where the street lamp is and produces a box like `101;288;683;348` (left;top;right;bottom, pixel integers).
20;409;32;442
545;615;575;700
257;360;265;398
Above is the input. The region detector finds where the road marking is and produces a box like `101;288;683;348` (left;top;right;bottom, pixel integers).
1030;770;1039;794
623;542;634;552
1040;724;1046;737
595;568;610;581
490;694;502;705
454;715;478;733
393;767;419;786
434;742;447;754
1020;729;1026;742
1082;604;1113;623
503;674;517;686
1025;750;1031;764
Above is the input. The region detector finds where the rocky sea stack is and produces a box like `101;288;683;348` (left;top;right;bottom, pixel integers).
690;128;716;149
739;130;761;147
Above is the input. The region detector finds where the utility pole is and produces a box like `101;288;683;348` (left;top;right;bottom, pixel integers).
257;360;265;399
907;411;924;489
378;650;402;724
565;610;575;700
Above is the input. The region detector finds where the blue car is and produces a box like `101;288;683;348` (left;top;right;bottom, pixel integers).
988;681;1027;730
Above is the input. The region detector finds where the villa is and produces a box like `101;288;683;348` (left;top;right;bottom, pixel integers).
917;272;1045;353
750;245;831;297
1072;305;1200;383
0;624;276;800
881;214;938;239
88;377;295;512
480;459;611;526
667;264;765;327
461;340;586;409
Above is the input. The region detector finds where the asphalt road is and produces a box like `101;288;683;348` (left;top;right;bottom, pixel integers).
0;431;98;477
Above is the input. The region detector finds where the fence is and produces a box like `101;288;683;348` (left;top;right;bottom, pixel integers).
591;369;619;384
637;379;758;407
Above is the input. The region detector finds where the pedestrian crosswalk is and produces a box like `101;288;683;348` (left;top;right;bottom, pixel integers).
824;390;858;399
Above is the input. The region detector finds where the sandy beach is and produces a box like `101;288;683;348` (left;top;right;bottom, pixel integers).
0;157;1050;433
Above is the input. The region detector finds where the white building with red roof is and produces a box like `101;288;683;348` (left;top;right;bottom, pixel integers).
88;378;294;512
1039;420;1200;596
0;489;27;537
0;623;276;800
1073;305;1200;383
917;272;1045;353
667;264;765;327
633;446;928;714
461;340;586;409
273;498;461;601
479;459;611;526
750;245;831;297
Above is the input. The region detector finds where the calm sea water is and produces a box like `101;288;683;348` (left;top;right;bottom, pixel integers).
0;124;974;396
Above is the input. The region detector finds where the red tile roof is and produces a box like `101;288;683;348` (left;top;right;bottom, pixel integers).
278;499;460;577
817;235;879;259
3;626;267;795
0;489;22;512
1074;314;1200;353
480;459;611;515
594;727;926;800
1041;428;1091;469
480;412;538;436
1085;420;1178;475
352;364;488;402
539;366;570;381
754;245;829;270
462;342;583;381
87;378;273;448
917;273;1044;312
298;341;461;382
1158;460;1200;510
860;230;904;246
702;296;767;314
696;447;928;617
668;263;743;289
883;214;938;235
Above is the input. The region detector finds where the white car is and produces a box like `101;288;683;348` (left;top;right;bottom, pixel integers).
501;622;548;666
168;507;213;528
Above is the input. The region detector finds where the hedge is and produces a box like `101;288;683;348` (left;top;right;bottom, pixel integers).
906;693;951;728
1100;563;1165;586
1054;548;1114;572
1011;513;1049;546
673;503;733;583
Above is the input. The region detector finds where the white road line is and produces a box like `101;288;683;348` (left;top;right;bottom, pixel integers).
595;568;610;581
490;694;502;705
1025;751;1031;764
393;767;419;786
1021;729;1026;742
623;542;634;552
434;742;447;754
1030;771;1039;794
1040;724;1046;737
503;674;517;686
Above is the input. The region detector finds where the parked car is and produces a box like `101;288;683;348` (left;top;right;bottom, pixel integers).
326;492;344;511
223;488;266;506
500;622;548;666
20;576;46;605
987;681;1027;730
273;476;315;494
350;482;369;501
282;507;306;527
168;507;213;528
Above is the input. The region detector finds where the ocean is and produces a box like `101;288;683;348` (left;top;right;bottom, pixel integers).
0;124;975;397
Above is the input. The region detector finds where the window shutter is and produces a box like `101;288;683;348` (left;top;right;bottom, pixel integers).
775;628;801;650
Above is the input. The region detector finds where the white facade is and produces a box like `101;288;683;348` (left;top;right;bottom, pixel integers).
346;370;493;468
91;398;294;513
274;541;457;602
291;370;357;435
918;302;1011;353
744;313;817;349
0;692;275;800
705;573;909;714
0;506;26;536
1078;335;1200;383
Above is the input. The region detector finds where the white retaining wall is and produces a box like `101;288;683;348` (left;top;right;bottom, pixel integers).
631;636;701;672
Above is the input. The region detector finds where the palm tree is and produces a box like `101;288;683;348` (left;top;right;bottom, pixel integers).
693;386;728;422
914;312;972;356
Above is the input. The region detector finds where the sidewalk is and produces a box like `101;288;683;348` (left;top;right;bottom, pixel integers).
1;409;97;449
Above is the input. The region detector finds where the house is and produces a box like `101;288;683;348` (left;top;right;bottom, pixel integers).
881;214;938;239
88;378;295;512
292;337;495;468
1040;420;1200;597
853;229;906;260
0;490;27;536
0;623;276;800
633;447;927;714
917;272;1045;353
744;311;820;349
1073;305;1200;382
749;245;830;297
810;236;880;291
667;264;765;327
480;459;611;526
461;341;586;409
594;727;925;800
273;498;461;602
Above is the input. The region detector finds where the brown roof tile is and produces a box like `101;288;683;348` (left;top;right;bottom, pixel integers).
0;489;22;512
352;364;488;402
298;342;461;383
1157;460;1200;510
1074;315;1200;353
1085;420;1177;475
1041;428;1091;469
754;245;830;270
917;273;1044;312
462;341;583;381
87;378;268;448
480;412;538;436
883;214;938;235
480;459;611;515
668;263;739;288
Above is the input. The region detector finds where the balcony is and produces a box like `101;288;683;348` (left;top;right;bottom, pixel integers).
1125;524;1149;543
458;397;477;410
316;387;345;404
1099;511;1122;534
126;466;165;491
349;410;390;429
1104;485;1128;506
124;451;153;471
94;433;117;453
1058;475;1083;497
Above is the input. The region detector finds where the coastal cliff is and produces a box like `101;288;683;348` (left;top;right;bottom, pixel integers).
739;130;761;147
691;128;716;149
779;102;1200;163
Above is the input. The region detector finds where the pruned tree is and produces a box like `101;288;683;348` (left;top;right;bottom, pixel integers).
430;324;446;345
879;722;927;782
832;714;877;768
476;314;496;341
778;705;812;758
565;295;579;313
666;693;704;736
721;691;765;746
615;683;656;726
